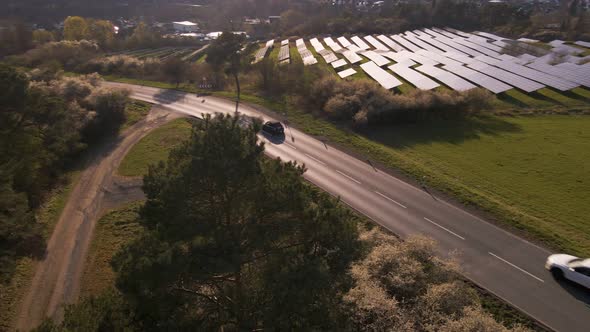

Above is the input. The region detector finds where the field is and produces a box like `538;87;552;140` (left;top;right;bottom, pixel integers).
80;202;143;297
118;118;193;177
364;115;590;255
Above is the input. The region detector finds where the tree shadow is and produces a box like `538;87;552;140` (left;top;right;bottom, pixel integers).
153;89;187;105
363;115;523;150
552;277;590;307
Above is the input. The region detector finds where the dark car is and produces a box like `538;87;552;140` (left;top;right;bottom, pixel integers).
262;121;285;136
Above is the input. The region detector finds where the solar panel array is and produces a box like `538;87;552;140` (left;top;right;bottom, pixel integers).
338;36;352;48
360;50;390;66
299;28;587;94
364;35;389;51
324;37;344;53
296;39;317;66
442;64;512;93
351;36;370;50
377;35;404;52
338;68;357;78
252;39;274;64
331;58;347;69
415;65;476;91
575;41;590;48
278;43;290;64
360;61;402;89
389;64;440;90
342;50;363;64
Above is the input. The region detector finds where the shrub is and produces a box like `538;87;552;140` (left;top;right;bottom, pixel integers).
17;40;100;71
310;77;493;127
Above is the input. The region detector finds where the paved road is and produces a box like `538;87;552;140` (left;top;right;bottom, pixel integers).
104;83;590;331
15;107;181;331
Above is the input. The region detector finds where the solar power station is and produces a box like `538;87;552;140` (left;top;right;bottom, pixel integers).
255;28;590;94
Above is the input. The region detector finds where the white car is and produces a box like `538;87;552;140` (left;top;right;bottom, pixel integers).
545;254;590;288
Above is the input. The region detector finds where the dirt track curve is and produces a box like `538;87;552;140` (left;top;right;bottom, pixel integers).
15;106;181;331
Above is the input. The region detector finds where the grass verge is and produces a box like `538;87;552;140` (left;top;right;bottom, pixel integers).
118;118;193;177
80;202;143;298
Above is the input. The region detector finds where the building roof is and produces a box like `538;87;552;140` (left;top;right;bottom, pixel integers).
173;21;198;26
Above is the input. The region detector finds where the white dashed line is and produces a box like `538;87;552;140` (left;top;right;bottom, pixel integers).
375;191;407;209
488;252;544;283
423;217;465;240
304;153;326;165
336;170;361;184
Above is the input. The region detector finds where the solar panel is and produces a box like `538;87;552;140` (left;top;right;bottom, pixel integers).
415;50;463;66
295;39;317;66
347;44;362;53
360;50;390;67
403;34;444;53
423;31;485;57
441;64;512;93
452;38;502;58
389;63;440;90
433;28;463;39
310;38;325;53
517;38;540;43
324;37;344;53
381;52;417;66
281;39;289;46
360;61;402;89
364;35;389;51
527;62;590;87
342;50;363;64
474;31;506;41
390;34;422;52
338;68;357;78
467;62;544;92
415;65;477;91
414;34;468;56
336;37;351;48
496;61;579;91
331;59;347;69
278;45;290;63
377;35;405;52
575;41;590;48
351;36;371;50
252;40;274;64
444;28;472;38
395;50;439;66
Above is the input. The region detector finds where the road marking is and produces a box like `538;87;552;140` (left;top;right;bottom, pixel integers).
488;252;544;283
375;191;407;209
336;170;361;184
285;143;297;150
423;217;465;240
304;153;326;165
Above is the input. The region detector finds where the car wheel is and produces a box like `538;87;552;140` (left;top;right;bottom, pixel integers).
550;268;564;280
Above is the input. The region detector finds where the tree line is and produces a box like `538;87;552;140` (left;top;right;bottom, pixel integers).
0;65;130;284
35;114;531;331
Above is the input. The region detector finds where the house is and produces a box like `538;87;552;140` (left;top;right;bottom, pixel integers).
173;21;199;33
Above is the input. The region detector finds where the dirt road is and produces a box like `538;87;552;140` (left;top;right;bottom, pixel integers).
15;106;181;331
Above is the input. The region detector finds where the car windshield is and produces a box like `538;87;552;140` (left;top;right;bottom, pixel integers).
567;258;584;267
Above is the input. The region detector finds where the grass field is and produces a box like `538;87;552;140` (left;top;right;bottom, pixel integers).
122;100;151;130
365;115;590;255
80;202;143;297
118;118;193;177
